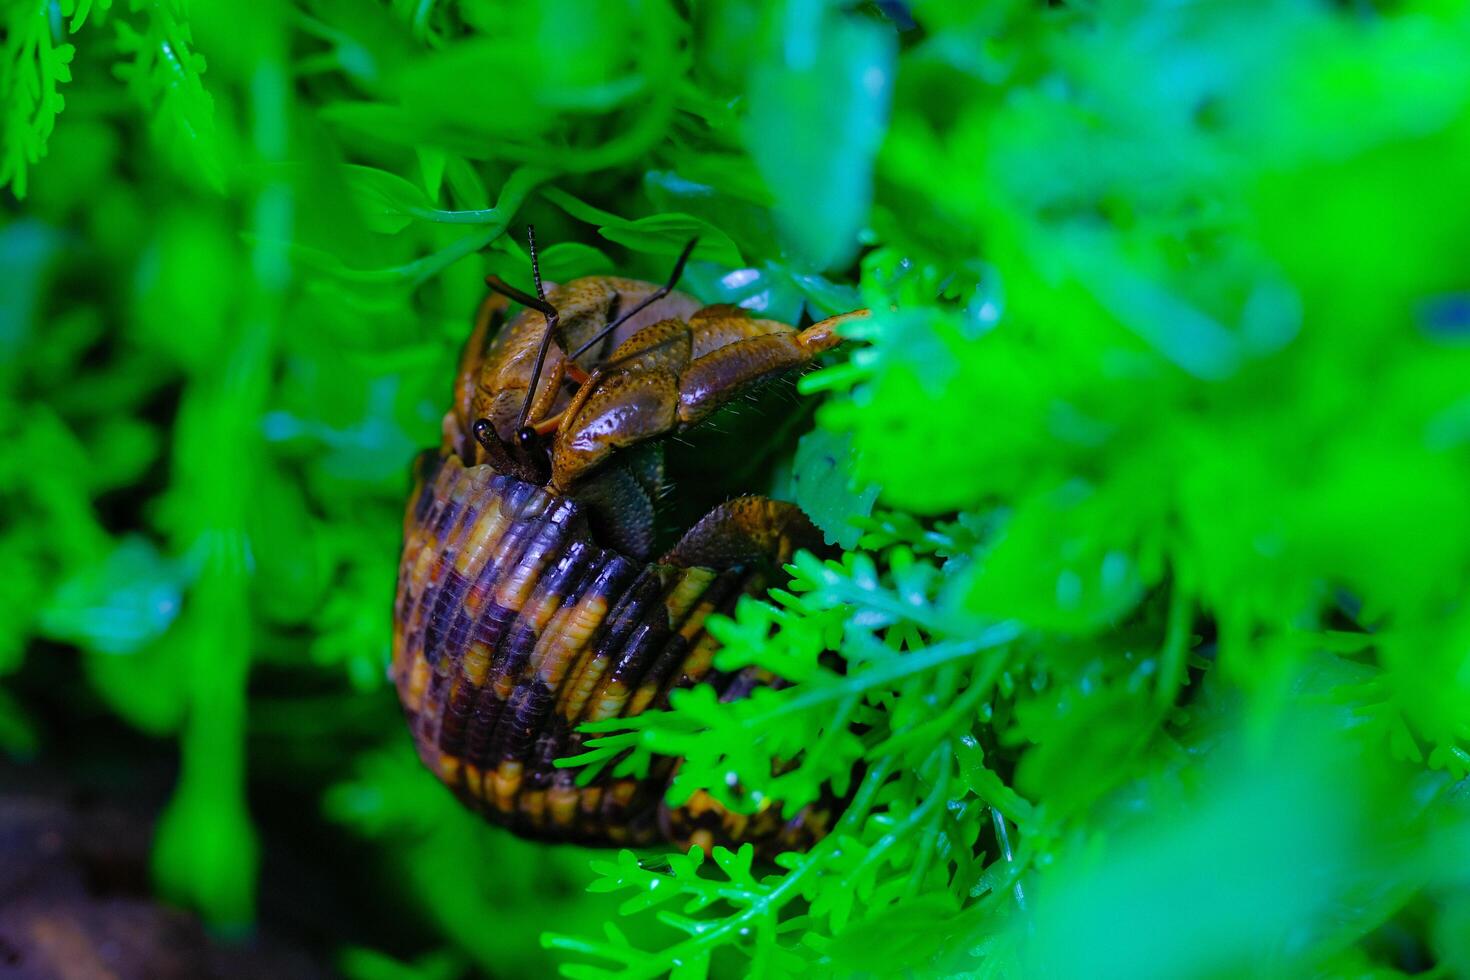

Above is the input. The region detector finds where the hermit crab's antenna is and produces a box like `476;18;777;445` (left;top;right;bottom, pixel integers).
567;237;699;361
483;225;560;435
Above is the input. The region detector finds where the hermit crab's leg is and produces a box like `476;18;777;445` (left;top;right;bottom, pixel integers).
566;461;661;559
523;357;567;433
652;496;827;708
663;495;825;570
676;308;871;428
551;369;681;489
683;304;808;355
548;317;697;489
565;238;699;364
549;307;869;489
448;293;510;460
556;316;694;432
650;500;812;715
516;242;698;482
654;495;832;854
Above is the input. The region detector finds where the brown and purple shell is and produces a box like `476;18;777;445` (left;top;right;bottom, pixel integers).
391;451;834;854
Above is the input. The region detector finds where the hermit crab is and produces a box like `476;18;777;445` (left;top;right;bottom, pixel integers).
392;229;868;853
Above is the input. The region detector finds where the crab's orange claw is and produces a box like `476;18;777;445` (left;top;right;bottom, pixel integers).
605;317;694;374
675;309;868;427
552;369;680;490
800;308;870;352
676;333;812;427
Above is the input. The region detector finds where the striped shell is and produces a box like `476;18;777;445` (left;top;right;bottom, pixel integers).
391;450;832;854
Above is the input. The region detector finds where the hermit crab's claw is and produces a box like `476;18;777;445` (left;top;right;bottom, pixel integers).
663;496;828;569
549;306;872;490
552;368;682;489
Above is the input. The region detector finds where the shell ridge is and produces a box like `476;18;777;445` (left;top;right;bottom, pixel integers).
631;566;749;719
394;457;468;653
409;462;495;670
436;481;556;763
461;501;586;790
407;464;497;757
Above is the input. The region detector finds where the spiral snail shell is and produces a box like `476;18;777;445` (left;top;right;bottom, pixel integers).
390;233;868;853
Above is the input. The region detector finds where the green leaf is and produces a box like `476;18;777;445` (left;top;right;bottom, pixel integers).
600;213;743;267
538;241;615;282
743;6;895;271
791;427;878;550
39;536;185;656
543;187;743;266
0;3;77;198
343;165;434;234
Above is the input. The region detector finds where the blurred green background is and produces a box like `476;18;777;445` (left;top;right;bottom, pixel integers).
4;0;1470;977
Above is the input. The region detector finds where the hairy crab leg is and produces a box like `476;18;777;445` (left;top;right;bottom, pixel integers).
662;495;823;569
549;307;871;489
529;407;568;437
566;238;699;363
676;308;870;427
523;357;566;431
451;294;510;462
550;316;695;465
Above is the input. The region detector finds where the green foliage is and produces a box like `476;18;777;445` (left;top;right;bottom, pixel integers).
5;0;1470;977
1;0;80;198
